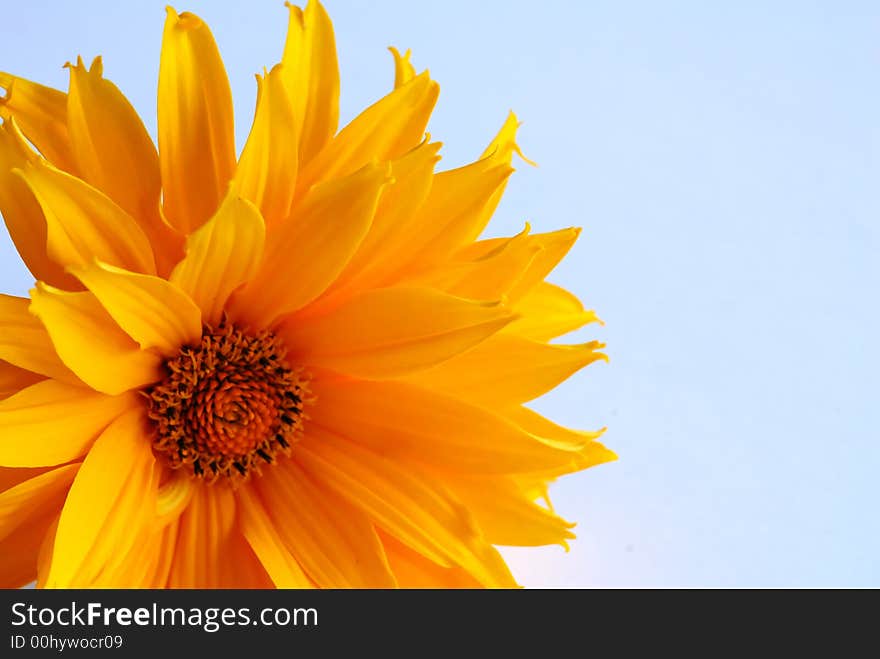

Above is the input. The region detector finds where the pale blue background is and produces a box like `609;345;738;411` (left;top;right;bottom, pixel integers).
2;1;878;587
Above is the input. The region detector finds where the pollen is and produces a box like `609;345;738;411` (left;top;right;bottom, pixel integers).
145;318;310;483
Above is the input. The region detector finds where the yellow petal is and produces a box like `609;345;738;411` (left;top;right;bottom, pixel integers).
159;7;236;234
164;483;279;588
505;404;606;451
0;293;79;383
396;111;534;269
297;429;518;587
169;191;265;325
389;47;416;89
0;380;135;467
237;485;313;588
166;485;234;588
71;261;202;355
0;463;78;543
442;474;576;548
235;65;298;228
521;441;618;481
504;406;616;480
0;119;78;288
398;159;513;271
310;378;592;474
480;110;536;166
65;56;181;275
256;458;397;588
296;71;438;196
92;521;169;588
404;335;608;405
316;140;442;303
30;283;163;395
506;228;581;301
380;530;484;588
16;159;156;274
230;162;391;327
281;0;339;165
508;281;601;341
45;408;158;587
0;508;57;588
281;286;516;378
410;223;540;299
0;72;75;171
0;361;44;400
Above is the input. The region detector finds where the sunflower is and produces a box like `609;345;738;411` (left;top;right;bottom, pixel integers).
0;1;613;589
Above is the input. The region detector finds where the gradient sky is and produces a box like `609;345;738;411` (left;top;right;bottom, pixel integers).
2;0;878;587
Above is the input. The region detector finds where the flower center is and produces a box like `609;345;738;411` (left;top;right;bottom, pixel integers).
145;319;310;483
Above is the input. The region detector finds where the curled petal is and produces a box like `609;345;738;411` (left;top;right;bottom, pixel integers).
281;0;339;165
0;72;75;171
159;7;236;233
30;283;163;395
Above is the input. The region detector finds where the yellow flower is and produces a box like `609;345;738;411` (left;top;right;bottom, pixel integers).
0;1;614;588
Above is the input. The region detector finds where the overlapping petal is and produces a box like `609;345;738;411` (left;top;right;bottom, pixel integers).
0;119;78;288
167;486;266;588
0;72;76;171
0;293;79;383
0;464;79;544
255;459;397;588
508;281;602;341
296;71;438;195
70;261;202;355
280;286;516;378
296;429;517;587
0;510;59;588
16;159;156;274
403;335;607;405
310;378;594;474
65;55;181;274
30;283;163;395
237;485;313;588
379;531;483;588
393;158;513;272
169;191;265;325
441;474;575;548
0;361;44;400
314;140;442;303
230;162;391;327
0;380;136;467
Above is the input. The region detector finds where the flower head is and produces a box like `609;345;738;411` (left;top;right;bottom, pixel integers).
0;1;613;588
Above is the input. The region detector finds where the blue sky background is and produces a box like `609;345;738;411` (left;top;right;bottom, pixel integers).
2;1;878;586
